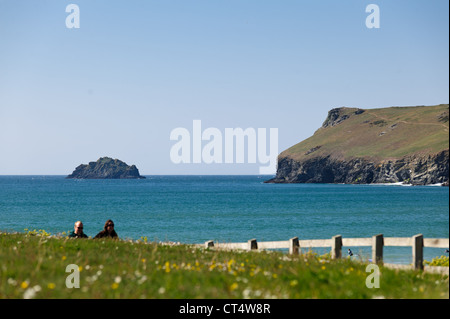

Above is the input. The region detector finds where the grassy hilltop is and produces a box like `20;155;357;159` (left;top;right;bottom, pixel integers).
269;104;449;184
0;231;448;299
283;104;449;162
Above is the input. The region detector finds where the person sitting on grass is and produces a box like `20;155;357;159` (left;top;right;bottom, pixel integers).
68;221;88;238
94;219;118;239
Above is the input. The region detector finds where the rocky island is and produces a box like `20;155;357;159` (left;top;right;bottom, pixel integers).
266;104;449;186
66;157;146;179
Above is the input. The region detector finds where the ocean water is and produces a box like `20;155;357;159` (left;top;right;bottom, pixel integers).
0;175;448;264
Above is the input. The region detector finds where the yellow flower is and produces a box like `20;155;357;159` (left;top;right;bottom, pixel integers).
47;283;56;289
111;283;119;289
165;261;171;273
230;283;238;291
290;280;298;287
321;266;326;270
62;256;67;261
141;258;146;263
21;281;29;289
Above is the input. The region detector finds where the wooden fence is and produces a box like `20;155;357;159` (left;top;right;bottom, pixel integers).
199;234;449;274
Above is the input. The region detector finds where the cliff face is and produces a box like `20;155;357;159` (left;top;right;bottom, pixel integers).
67;157;145;179
267;104;449;185
269;150;449;185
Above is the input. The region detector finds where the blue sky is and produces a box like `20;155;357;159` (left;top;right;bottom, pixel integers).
0;0;448;174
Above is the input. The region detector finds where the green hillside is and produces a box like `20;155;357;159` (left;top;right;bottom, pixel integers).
282;104;449;163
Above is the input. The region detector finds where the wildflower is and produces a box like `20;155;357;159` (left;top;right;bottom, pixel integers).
230;283;239;291
21;281;29;289
165;261;171;273
243;288;252;299
47;283;56;289
23;285;41;299
290;280;298;287
7;278;17;286
114;276;122;284
62;256;67;261
86;275;98;283
137;276;147;285
111;283;119;290
158;287;166;294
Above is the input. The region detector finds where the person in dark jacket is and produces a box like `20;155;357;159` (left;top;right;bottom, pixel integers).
68;221;88;238
94;219;118;239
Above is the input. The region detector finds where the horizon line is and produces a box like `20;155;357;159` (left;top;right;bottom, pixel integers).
0;174;276;176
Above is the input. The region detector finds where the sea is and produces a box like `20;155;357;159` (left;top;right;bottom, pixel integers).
0;175;448;264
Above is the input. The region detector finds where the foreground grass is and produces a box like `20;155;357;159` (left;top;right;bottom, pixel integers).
0;231;448;299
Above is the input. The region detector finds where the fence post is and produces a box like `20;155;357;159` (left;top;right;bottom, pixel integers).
372;234;384;264
331;235;342;259
289;237;300;255
248;239;258;251
205;240;214;249
412;234;424;270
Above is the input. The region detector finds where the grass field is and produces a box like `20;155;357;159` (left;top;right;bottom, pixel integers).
0;230;448;299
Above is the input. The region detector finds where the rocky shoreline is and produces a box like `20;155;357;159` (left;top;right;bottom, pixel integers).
266;150;449;186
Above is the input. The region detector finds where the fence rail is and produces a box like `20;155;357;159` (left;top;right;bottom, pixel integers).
199;234;449;273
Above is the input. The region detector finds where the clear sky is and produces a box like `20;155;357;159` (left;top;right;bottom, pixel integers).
0;0;448;175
